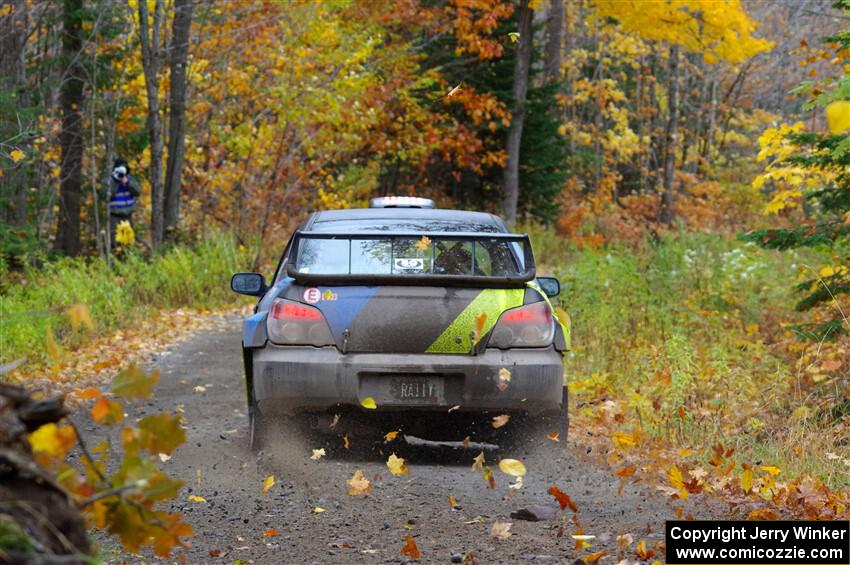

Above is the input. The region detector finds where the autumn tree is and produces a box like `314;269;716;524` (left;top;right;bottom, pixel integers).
744;0;850;339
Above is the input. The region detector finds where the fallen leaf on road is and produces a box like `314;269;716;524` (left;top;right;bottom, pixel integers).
193;385;206;393
548;431;560;442
262;475;275;494
188;495;206;503
313;507;326;513
508;476;524;490
464;516;485;524
548;486;578;512
360;396;377;409
449;405;461;413
401;535;420;559
490;520;512;539
311;448;326;460
158;453;171;462
483;466;496;489
343;435;350;449
330;413;340;429
491;414;510;428
582;550;608;564
448;495;459;509
498;458;527;477
616;465;636;478
347;469;371;496
384;430;399;442
263;528;278;538
471;451;485;470
387;453;410;476
635;539;655;560
617;533;634;548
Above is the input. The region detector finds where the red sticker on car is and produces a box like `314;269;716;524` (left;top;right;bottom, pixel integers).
303;287;321;304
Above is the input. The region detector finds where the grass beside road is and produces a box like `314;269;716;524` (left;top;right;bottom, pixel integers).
532;228;850;492
0;234;254;367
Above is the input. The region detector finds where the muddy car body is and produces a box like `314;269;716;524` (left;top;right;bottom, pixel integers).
232;200;569;447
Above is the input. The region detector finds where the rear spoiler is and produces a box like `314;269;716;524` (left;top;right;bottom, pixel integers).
284;230;536;287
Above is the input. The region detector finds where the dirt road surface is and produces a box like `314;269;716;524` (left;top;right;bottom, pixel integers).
84;316;725;564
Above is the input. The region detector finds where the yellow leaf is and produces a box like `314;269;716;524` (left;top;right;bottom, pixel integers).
188;495;206;503
498;367;511;382
490;520;512;539
384;430;399;442
28;423;76;459
9;149;25;163
262;475;275;494
826;101;850;134
347;469;371;496
498;458;527;477
668;465;688;500
387;453;410;476
760;465;781;476
313;506;326;513
343;434;350;449
741;467;754;493
471;451;485;471
448;495;459;508
612;431;638;449
507;32;520;43
491;414;510;428
414;235;431;252
360;396;377;409
310;448;326;460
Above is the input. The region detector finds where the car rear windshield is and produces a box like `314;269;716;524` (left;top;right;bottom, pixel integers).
294;235;523;277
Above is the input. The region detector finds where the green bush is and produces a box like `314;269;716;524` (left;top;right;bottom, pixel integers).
0;234;252;365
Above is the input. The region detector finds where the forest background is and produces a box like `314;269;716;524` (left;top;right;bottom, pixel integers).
1;0;850;556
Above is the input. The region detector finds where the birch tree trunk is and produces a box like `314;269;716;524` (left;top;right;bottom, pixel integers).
501;0;534;225
163;0;194;237
658;44;679;226
138;0;165;248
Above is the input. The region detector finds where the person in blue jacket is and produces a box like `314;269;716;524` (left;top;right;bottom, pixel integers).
104;158;141;247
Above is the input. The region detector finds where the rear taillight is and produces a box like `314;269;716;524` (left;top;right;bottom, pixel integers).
266;298;334;346
488;301;555;348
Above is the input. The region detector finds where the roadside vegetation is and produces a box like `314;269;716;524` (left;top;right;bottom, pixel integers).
0;234;252;366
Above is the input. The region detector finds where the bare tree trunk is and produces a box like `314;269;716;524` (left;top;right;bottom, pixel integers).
163;0;193;238
699;78;717;174
658;44;679;226
544;0;564;84
138;0;165;249
501;0;534;225
55;0;85;256
0;0;30;227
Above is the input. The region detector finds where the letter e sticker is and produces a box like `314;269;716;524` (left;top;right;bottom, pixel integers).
303;287;321;304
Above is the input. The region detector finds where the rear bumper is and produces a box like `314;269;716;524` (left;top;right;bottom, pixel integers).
252;345;564;416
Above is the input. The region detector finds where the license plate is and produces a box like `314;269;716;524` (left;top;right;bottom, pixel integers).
388;376;444;404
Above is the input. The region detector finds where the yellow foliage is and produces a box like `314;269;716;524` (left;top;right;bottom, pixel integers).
29;423;76;460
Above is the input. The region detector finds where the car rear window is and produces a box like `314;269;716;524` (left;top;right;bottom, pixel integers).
294;236;521;277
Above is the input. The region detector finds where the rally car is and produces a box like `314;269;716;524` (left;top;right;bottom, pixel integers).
231;197;569;449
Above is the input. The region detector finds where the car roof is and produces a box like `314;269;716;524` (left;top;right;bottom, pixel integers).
305;208;508;233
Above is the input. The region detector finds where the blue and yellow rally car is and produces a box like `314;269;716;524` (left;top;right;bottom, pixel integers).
231;197;569;449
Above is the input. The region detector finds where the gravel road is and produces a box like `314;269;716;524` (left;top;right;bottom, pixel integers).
90;316;726;564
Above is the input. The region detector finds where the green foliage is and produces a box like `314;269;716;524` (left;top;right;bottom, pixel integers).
532;228;846;482
0;233;252;364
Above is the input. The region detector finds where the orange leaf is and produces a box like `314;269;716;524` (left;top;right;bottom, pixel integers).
583;550;608;564
491;414;510;428
263;528;278;537
548;431;560;442
635;539;655;560
76;387;102;400
548;486;578;512
401;535;420;559
616;465;637;478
